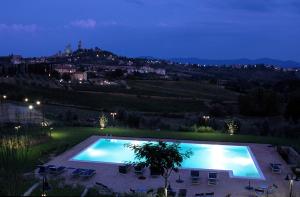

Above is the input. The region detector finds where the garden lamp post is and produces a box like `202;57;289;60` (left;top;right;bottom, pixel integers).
41;175;51;197
28;105;33;124
14;125;21;132
202;115;210;126
285;173;299;197
49;127;53;137
110;112;117;126
36;100;45;134
1;95;7;116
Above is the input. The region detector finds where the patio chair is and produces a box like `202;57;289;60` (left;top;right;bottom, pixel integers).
194;193;204;197
178;189;187;197
118;164;131;174
208;172;218;185
205;192;214;197
134;164;145;175
191;170;200;184
267;184;278;194
49;166;66;175
270;163;282;174
95;182;115;195
80;169;96;178
292;167;300;180
254;188;265;197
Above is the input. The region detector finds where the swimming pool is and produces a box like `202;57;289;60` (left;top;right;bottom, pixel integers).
71;138;265;179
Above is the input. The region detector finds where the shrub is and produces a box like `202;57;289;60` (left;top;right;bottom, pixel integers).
191;125;215;133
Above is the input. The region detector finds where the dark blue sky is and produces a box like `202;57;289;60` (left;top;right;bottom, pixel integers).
1;0;300;61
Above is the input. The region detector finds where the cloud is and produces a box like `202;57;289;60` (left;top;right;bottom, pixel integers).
70;19;97;29
0;24;38;33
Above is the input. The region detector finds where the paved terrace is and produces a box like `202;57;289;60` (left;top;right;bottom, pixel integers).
44;136;300;197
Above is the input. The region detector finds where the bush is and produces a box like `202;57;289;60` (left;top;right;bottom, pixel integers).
191;125;215;133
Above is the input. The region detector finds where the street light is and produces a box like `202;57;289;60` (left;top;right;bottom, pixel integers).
3;95;7;99
24;98;29;102
36;100;41;105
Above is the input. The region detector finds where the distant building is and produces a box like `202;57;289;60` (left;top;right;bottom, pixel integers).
11;55;23;65
64;44;72;56
126;66;166;76
78;40;83;50
71;71;96;81
55;64;76;74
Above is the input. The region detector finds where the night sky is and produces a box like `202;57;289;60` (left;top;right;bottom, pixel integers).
0;0;300;61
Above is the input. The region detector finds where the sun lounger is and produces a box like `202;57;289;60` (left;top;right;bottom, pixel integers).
178;189;187;197
49;166;66;175
254;188;265;197
118;164;131;174
80;169;96;178
37;165;55;174
205;192;214;197
71;168;86;177
270;163;282;174
208;172;218;185
191;170;200;184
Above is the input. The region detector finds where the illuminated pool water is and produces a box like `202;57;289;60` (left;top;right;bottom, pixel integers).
71;138;264;179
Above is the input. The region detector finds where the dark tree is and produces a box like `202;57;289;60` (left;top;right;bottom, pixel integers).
285;94;300;123
239;88;280;116
127;141;192;197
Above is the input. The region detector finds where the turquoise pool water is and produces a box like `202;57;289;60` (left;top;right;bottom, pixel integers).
71;138;264;179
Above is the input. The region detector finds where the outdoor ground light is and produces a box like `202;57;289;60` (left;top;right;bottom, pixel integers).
14;125;21;131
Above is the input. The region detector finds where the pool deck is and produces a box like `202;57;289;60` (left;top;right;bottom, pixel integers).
44;135;300;197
